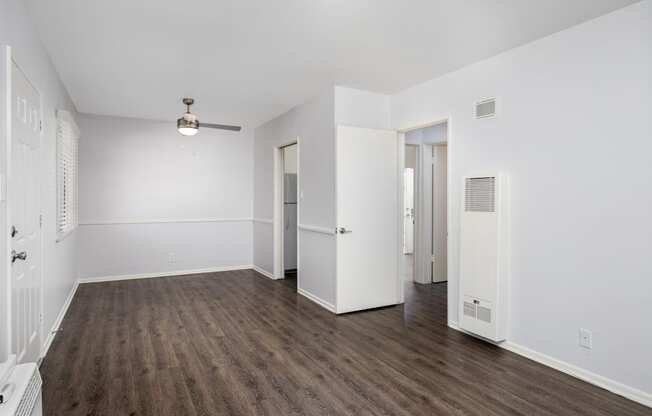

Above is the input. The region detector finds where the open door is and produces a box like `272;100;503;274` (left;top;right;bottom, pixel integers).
335;125;400;314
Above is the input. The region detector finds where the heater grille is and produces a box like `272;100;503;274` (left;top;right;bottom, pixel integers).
15;368;41;416
463;301;476;318
465;177;495;212
477;306;492;323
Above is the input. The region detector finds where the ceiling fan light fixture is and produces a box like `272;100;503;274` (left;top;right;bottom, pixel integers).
175;97;241;135
177;115;199;136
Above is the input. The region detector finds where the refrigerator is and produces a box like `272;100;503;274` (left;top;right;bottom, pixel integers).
284;173;298;271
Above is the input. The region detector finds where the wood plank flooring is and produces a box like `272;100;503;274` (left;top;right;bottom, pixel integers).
41;270;651;415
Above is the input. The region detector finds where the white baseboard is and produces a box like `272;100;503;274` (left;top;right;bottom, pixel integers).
297;288;336;313
41;279;79;359
447;321;651;408
78;265;253;284
252;265;276;280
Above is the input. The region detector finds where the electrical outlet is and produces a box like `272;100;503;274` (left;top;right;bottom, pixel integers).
168;252;176;264
579;328;592;349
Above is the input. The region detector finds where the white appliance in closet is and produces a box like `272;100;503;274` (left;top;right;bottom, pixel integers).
284;173;298;271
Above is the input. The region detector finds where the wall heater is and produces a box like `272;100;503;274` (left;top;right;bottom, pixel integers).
0;364;42;416
459;174;509;342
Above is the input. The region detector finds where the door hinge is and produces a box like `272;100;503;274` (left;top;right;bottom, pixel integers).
39;214;43;228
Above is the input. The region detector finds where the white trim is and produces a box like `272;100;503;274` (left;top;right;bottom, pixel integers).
298;223;335;235
253;218;273;224
252;265;275;280
297;288;336;313
41;279;79;359
1;45;11;367
78;265;253;284
80;217;254;226
446;321;652;408
55;227;76;242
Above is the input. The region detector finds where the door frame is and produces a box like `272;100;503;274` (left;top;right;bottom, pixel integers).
402;144;418;255
273;138;299;282
398;117;451;289
0;45;45;367
0;45;12;372
431;143;448;283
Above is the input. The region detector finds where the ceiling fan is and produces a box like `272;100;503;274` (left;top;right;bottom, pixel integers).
176;98;242;136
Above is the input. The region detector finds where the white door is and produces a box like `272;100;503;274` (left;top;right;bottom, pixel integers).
10;61;42;363
336;125;399;314
432;145;447;282
403;168;414;254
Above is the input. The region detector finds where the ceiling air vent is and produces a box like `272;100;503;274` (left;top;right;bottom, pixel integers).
475;98;496;119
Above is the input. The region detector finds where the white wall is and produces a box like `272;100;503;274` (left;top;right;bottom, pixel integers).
77;114;253;279
391;1;652;395
334;86;391;130
0;0;78;366
253;88;336;305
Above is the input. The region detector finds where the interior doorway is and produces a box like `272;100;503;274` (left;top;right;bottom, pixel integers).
273;139;299;290
403;121;448;285
282;143;298;288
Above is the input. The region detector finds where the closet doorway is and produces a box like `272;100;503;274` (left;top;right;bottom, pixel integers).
282;143;298;287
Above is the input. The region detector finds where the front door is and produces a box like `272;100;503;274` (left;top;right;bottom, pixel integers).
335;125;399;314
10;60;42;363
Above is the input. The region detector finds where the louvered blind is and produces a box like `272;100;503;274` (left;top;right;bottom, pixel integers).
56;110;79;237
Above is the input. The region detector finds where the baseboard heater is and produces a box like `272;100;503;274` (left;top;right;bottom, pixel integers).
0;364;42;416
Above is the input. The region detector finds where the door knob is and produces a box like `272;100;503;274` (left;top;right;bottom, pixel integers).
11;250;27;263
337;227;352;234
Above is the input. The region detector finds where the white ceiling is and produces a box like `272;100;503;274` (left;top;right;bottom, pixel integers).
26;0;637;127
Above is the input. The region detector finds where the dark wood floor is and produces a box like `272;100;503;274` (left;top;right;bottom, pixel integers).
41;270;650;416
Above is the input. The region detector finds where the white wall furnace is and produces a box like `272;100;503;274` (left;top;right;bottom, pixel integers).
459;174;508;342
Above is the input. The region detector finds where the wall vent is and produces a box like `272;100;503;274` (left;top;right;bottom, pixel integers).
477;305;492;323
463;301;476;318
465;177;495;212
475;98;496;119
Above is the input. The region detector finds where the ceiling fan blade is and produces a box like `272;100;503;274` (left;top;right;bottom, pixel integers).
199;122;242;132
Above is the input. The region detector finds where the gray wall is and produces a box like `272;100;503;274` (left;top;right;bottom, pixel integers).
0;0;78;362
391;1;652;394
76;114;253;279
254;88;336;305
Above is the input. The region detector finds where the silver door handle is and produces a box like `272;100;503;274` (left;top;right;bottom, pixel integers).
11;250;27;263
337;227;352;234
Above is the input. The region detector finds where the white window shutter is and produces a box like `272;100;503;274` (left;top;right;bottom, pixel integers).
56;110;80;237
